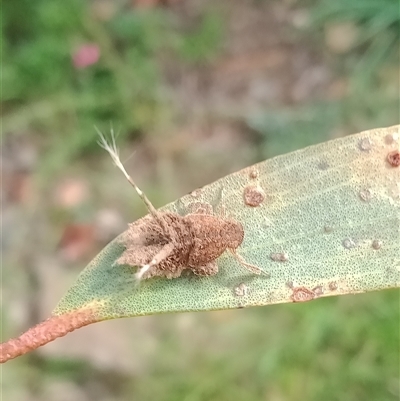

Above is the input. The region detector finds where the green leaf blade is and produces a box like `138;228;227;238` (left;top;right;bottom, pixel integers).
54;125;400;320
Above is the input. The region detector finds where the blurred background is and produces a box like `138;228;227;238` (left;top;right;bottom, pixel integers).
1;0;399;400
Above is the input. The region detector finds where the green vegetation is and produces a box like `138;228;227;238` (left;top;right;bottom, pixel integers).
2;0;222;171
250;0;399;158
130;290;398;401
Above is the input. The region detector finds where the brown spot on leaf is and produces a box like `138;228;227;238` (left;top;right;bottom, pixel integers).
385;133;399;145
190;188;202;198
387;150;400;167
291;287;316;303
372;239;382;250
243;185;265;207
249;168;259;179
329;281;338;291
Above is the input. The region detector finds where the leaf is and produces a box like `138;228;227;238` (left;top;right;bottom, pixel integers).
54;125;400;319
1;125;399;363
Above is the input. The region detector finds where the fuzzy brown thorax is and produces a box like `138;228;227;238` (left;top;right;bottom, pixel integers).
184;214;244;267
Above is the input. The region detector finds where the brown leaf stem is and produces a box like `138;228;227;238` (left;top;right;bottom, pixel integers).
0;309;98;363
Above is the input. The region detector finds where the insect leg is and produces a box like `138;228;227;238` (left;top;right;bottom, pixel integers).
228;249;269;276
191;261;219;276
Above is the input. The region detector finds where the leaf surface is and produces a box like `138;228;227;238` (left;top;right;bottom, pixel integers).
54;125;400;320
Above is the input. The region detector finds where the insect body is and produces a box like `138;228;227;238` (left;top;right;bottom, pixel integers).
97;130;265;281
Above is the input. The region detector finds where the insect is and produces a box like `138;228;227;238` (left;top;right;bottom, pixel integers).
97;129;266;282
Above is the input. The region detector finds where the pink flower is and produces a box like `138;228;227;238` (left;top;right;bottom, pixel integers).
72;44;100;69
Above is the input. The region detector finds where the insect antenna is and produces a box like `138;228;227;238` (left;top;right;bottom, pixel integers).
96;127;170;236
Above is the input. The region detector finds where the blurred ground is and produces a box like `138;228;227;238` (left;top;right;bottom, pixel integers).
1;0;399;400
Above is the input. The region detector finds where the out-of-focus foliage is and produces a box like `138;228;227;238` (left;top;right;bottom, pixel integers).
312;0;399;95
249;0;399;159
2;0;222;171
2;0;161;167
